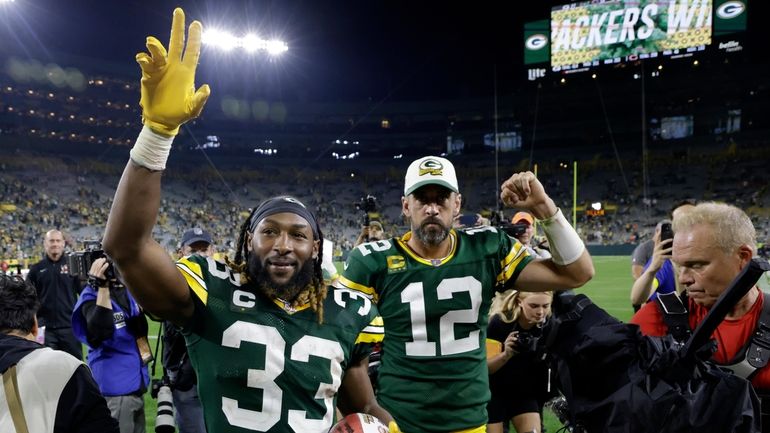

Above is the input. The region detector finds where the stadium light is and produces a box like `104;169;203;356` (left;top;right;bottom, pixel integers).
203;29;288;55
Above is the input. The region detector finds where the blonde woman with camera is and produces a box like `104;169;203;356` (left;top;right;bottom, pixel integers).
486;290;554;433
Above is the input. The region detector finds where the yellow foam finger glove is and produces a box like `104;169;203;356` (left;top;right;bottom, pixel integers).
136;8;210;136
388;420;403;433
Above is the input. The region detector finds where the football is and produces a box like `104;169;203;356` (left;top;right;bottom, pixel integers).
329;413;389;433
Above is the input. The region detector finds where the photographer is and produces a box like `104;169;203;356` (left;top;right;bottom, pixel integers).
510;212;551;259
354;220;385;247
486;290;554;433
629;220;676;311
71;257;150;433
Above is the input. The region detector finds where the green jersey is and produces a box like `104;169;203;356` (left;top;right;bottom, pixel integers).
338;227;532;433
176;255;383;433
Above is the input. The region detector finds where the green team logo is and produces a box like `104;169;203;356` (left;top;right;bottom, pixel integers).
419;159;444;176
716;1;745;19
526;34;548;51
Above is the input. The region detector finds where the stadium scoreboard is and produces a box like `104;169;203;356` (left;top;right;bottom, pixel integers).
524;0;748;80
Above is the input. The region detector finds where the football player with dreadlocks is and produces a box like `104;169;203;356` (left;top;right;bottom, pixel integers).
103;9;397;433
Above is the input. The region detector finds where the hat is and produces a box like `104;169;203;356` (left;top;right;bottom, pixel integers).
181;227;213;247
369;221;384;230
404;156;459;196
511;212;534;225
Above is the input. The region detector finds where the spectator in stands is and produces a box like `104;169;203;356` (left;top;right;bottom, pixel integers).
163;228;211;433
354;220;385;247
511;212;552;259
630;202;770;424
0;273;119;432
71;258;151;433
26;229;83;359
486;290;554;433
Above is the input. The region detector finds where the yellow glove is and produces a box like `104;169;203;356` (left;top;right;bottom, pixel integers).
136;8;210;136
388;420;403;433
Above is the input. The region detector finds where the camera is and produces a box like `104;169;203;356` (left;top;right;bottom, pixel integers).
355;195;378;226
545;395;586;433
151;377;176;433
516;324;543;353
67;240;114;282
498;223;529;239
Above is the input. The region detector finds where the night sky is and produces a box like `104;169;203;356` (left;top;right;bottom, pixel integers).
0;0;553;102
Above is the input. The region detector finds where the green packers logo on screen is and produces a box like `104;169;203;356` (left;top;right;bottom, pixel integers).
525;34;548;51
716;1;745;19
418;159;444;176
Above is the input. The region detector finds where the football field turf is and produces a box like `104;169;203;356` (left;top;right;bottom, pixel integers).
141;256;636;432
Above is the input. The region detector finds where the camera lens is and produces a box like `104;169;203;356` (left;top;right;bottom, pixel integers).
155;385;176;433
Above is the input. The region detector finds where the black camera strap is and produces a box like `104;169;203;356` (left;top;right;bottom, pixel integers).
683;258;770;361
150;320;165;379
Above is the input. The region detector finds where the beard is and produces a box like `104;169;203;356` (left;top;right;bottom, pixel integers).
414;217;451;246
247;254;316;301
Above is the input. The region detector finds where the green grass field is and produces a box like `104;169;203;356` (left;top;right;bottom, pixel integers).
140;256;635;432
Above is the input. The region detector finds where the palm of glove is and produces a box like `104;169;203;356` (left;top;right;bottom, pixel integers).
136;8;210;136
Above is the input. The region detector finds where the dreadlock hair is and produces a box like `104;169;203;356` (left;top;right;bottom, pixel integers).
225;205;328;324
490;289;553;324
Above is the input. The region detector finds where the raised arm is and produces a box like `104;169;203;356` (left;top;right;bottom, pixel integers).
103;8;210;325
629;233;671;306
500;171;594;291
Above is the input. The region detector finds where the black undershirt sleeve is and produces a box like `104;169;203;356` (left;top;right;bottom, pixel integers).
80;301;115;347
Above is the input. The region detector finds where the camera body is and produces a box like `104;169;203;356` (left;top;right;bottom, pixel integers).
516;324;544;353
355;195;378;226
150;376;171;399
67;240;114;282
498;223;529;239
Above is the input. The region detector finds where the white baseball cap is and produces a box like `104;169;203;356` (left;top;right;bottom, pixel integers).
403;156;459;196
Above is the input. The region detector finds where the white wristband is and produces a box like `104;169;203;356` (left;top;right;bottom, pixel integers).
129;126;174;171
539;208;585;266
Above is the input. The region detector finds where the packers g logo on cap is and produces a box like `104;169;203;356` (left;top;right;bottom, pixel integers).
419;159;444;177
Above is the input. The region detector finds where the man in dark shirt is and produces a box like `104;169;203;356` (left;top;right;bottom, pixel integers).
26;229;83;359
0;273;118;432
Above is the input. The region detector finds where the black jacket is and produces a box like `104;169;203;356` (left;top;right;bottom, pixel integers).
26;255;81;328
0;333;118;433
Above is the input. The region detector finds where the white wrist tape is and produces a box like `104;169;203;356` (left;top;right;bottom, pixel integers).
129;126;174;171
539;208;585;266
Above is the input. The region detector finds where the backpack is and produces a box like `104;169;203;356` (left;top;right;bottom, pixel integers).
545;258;770;433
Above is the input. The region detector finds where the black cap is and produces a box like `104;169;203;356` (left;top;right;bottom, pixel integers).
181;227;213;247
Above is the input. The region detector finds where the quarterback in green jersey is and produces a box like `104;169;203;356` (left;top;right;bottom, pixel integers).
338;156;595;433
104;9;399;433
